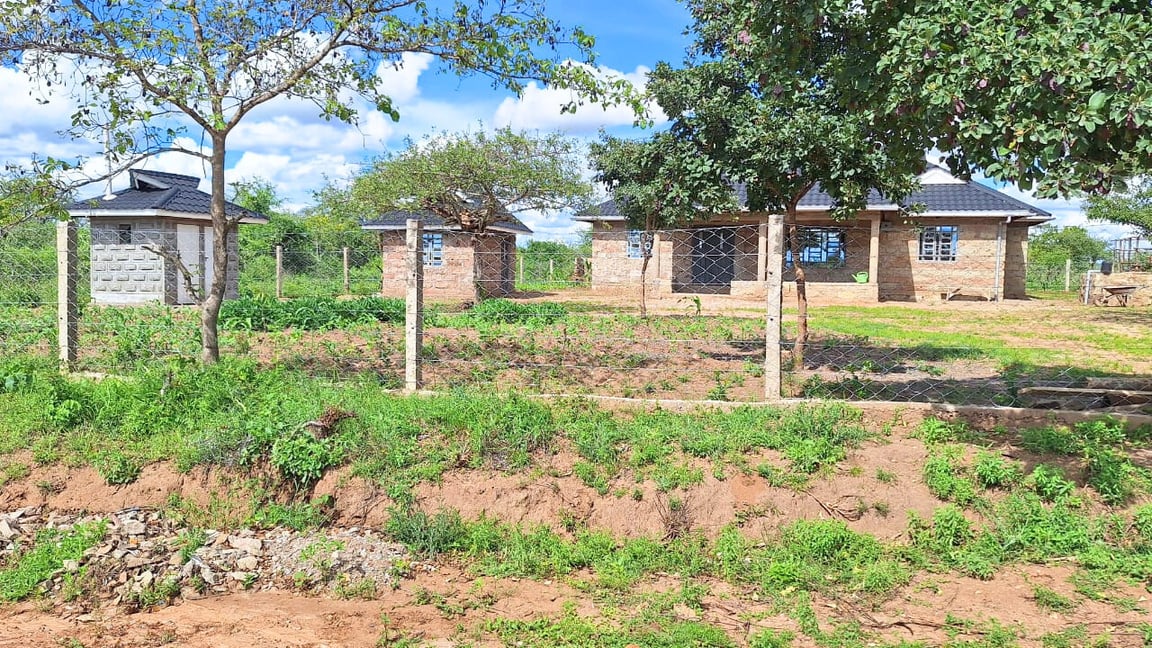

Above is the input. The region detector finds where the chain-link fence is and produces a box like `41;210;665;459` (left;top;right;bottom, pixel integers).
0;220;60;359
5;218;1151;413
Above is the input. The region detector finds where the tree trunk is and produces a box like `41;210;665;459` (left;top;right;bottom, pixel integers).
472;231;485;304
638;226;654;318
786;214;808;368
639;249;651;318
200;134;231;364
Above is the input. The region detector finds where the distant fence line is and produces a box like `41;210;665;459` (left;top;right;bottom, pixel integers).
2;218;1149;410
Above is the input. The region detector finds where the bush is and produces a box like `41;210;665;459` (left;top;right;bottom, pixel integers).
973;451;1023;489
465;298;566;326
1026;464;1076;502
219;295;404;331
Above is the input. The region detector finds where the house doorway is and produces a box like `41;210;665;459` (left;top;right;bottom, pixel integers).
691;229;735;287
176;223;209;305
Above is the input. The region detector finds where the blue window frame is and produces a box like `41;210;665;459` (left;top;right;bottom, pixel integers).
422;232;443;267
785;227;845;268
627;230;652;259
919;226;958;261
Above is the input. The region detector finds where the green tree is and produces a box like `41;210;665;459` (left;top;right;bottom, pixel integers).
0;1;626;362
588;132;735;317
346;128;594;300
1028;226;1110;267
1086;180;1152;237
876;0;1152;196
624;1;923;361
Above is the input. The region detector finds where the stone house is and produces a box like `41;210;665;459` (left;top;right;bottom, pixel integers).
576;166;1052;302
67;170;265;305
362;210;531;300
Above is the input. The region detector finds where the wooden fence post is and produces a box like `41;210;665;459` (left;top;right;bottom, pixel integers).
56;220;78;370
275;244;283;299
764;214;784;400
405;219;423;392
342;246;351;295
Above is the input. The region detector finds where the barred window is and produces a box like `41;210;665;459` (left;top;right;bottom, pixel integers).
626;230;652;259
786;227;845;268
117;223;132;245
919;226;958;261
422;232;443;267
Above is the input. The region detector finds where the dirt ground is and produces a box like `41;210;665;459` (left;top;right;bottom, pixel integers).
2;406;1150;647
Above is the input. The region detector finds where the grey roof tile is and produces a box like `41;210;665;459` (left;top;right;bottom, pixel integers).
362;209;533;235
578;172;1050;221
67;170;263;220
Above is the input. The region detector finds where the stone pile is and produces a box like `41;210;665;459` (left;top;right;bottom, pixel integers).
0;506;414;613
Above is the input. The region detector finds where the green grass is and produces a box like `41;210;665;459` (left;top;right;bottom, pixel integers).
0;520;107;601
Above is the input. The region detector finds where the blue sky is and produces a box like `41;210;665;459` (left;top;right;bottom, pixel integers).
0;1;1114;241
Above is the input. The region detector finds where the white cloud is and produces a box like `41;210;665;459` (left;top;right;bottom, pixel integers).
492;64;663;134
375;53;434;106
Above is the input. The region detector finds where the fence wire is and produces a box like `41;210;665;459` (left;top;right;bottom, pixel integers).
3;219;1150;412
0;220;59;359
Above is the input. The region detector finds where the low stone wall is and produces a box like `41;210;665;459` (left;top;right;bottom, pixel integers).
1086;271;1152;307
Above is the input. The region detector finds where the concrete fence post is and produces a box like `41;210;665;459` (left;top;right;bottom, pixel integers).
56;220;78;370
342;246;351;295
405;219;423;392
275;244;284;299
764;214;784;400
1064;258;1072;292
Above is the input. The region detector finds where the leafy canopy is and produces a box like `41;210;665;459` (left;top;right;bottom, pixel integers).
643;0;923;219
347;128;593;233
1086;180;1152;237
588;132;734;230
1028;225;1110;267
0;0;627;160
878;0;1152;196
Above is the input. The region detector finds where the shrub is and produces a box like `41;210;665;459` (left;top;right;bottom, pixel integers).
973;451;1023;489
923;446;977;505
1085;448;1137;505
219;295;403;331
270;431;342;489
465;298;566;326
1026;464;1076;502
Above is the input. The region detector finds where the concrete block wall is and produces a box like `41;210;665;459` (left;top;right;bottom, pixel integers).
90;219;174;304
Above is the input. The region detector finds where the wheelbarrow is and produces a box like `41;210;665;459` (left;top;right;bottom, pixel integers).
1094;285;1139;307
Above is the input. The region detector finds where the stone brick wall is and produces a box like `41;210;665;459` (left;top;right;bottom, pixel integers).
378;230;477;301
1003;225;1028;299
783;221;870;283
90;219;175;304
1088;271;1152;306
877;219;1008;301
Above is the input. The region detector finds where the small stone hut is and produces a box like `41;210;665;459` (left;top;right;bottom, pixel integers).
362;210;531;300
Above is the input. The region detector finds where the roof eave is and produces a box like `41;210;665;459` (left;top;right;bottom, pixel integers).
66;207;267;224
361;223;531;235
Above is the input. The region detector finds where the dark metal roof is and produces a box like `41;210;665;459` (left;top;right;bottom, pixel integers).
66;170;264;221
361;209;533;235
577;171;1051;223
